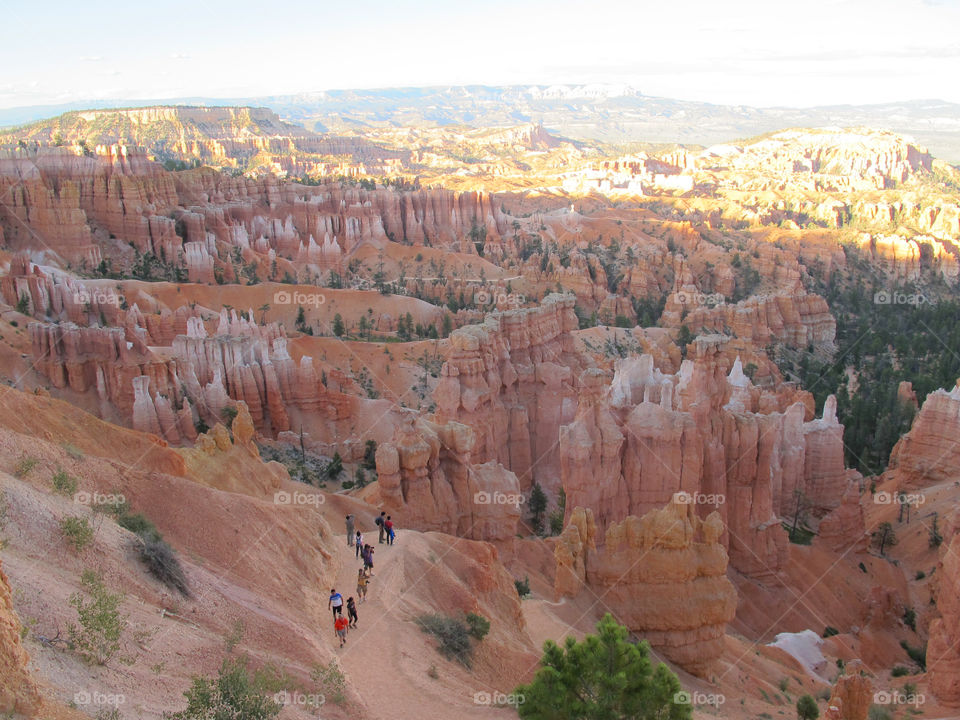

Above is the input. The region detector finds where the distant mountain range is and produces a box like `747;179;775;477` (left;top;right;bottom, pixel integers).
2;85;960;163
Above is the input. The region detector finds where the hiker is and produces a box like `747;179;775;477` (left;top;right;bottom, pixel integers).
385;515;395;545
334;614;349;647
357;567;369;602
363;544;375;575
376;511;386;543
355;530;363;557
346;596;358;628
346;514;355;546
328;588;344;620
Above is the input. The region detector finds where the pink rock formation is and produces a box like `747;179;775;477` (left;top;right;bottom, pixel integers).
0;557;41;716
929;511;960;706
887;383;960;489
554;506;597;597
433;293;584;491
815;474;868;553
557;341;848;578
375;413;521;541
559;498;737;676
823;661;874;720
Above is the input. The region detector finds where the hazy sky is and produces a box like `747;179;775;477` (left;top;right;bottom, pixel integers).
1;0;958;109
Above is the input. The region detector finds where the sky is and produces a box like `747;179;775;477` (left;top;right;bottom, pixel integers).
1;0;958;110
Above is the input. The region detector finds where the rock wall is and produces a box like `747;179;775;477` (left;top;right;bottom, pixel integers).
0;146;508;277
0;557;41;717
433;293;585;491
887;383;960;489
28;306;356;441
557;498;737;676
929;510;960;706
558;343;856;578
375;413;521;541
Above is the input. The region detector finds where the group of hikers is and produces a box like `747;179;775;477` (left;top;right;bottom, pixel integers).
328;511;398;647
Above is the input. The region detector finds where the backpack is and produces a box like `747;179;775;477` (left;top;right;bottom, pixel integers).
375;516;383;527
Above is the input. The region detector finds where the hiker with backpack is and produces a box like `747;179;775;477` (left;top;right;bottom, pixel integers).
362;544;375;575
355;530;363;557
357;567;369;602
345;514;355;547
385;515;395;545
334;614;349;647
328;588;344;620
346;596;358;628
376;511;386;543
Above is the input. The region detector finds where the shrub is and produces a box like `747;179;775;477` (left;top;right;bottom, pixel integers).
916;570;926;580
868;706;892;720
14;457;39;478
51;469;78;496
900;640;926;670
138;536;189;596
779;677;790;692
60;516;94;552
415;613;473;666
823;626;839;638
310;660;346;704
515;575;531;598
167;656;282;719
516;613;689;720
117;512;161;541
62;443;85;460
891;666;911;677
903;607;916;632
858;562;868;573
69;570;127;665
465;612;490;640
797;693;819;720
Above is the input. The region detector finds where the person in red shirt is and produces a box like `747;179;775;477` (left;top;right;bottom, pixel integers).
334;615;349;647
385;516;395;545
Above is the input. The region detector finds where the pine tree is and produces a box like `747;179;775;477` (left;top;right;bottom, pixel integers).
516;613;690;720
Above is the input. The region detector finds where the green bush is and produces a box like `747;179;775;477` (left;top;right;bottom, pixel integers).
51;469;78;496
465;612;490;641
60;516;94;552
310;661;346;705
515;575;531;598
415;613;474;666
69;570;127;665
823;626;839;638
516;613;689;720
117;512;161;541
900;640;926;670
868;706;892;720
14;457;39;478
903;607;916;632
891;666;911;677
167;656;282;719
797;693;819;720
